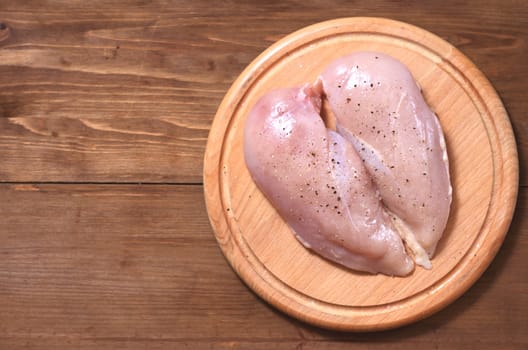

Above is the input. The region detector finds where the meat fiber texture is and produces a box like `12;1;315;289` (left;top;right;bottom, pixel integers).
244;52;451;276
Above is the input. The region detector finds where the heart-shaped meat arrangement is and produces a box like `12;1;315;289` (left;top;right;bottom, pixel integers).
244;52;452;276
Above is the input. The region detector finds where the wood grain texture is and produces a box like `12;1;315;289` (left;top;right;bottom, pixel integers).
0;184;526;349
0;0;526;183
0;0;526;348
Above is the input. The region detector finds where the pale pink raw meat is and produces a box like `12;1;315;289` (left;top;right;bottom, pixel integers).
244;84;414;276
319;52;452;268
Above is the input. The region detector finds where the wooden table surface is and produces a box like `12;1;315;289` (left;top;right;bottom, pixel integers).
0;1;526;349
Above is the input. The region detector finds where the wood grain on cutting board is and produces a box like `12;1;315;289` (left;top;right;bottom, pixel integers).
204;18;518;330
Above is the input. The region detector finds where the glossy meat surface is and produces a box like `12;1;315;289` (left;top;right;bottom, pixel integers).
320;52;452;267
244;85;414;276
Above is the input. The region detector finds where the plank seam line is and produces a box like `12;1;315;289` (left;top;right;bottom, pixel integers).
0;181;203;186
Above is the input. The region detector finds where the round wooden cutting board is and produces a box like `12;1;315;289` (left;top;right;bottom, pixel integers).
203;17;518;331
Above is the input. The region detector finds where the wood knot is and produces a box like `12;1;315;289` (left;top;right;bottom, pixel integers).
0;22;10;42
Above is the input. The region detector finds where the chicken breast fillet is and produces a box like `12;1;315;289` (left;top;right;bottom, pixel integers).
244;84;414;276
319;52;452;268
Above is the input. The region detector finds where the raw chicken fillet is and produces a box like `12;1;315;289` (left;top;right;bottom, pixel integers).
319;52;452;268
244;52;451;276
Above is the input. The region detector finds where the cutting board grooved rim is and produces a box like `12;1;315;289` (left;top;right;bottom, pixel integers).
203;17;519;331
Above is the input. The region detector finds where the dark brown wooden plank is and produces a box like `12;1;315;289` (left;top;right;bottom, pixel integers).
0;184;526;349
0;1;526;183
0;1;527;348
